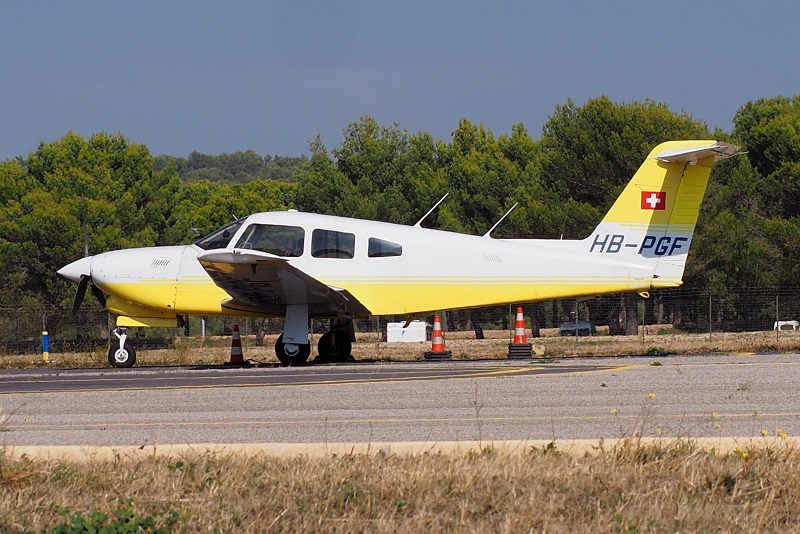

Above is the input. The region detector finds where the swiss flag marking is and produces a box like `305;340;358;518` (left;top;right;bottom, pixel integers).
641;191;666;210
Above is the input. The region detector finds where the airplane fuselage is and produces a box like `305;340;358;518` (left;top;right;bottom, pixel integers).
76;210;663;323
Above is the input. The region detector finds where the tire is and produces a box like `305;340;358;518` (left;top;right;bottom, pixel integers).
317;331;352;363
108;343;136;368
275;334;310;366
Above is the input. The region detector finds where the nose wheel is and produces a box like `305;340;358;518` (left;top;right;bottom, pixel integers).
109;327;137;368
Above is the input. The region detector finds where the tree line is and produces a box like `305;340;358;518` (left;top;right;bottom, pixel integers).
1;94;799;340
153;151;306;184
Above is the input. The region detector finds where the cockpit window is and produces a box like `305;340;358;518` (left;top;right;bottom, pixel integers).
235;224;305;257
194;218;246;251
368;237;402;258
311;229;355;259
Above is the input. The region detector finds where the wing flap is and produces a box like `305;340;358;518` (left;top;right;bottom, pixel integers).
197;249;371;317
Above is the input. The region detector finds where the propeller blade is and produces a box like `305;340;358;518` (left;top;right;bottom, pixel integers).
72;275;89;316
90;283;107;307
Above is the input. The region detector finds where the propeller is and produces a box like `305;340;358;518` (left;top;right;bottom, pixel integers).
90;283;107;307
71;274;107;316
72;275;89;316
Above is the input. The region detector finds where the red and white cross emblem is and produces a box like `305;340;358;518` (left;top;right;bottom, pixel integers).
641;191;666;210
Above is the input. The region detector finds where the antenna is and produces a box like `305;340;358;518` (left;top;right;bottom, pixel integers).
483;203;519;238
414;193;449;227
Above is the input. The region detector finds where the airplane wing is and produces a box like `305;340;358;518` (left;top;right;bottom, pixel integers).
196;249;371;317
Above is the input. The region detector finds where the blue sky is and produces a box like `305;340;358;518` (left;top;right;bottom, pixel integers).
2;1;797;160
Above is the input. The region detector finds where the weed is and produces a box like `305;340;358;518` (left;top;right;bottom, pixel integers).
470;384;484;446
737;381;751;392
530;441;560;457
645;346;666;355
52;507;180;533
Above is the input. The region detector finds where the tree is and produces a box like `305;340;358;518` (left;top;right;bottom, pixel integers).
539;96;710;214
435;120;527;235
538;97;711;334
295;133;359;216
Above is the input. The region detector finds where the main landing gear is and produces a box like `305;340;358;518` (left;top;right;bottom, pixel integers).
274;305;354;366
273;328;353;366
109;327;137;368
274;334;312;365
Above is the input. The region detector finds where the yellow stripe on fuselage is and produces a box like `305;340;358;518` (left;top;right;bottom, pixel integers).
102;275;669;318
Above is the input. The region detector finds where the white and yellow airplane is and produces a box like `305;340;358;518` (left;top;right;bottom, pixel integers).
58;140;739;367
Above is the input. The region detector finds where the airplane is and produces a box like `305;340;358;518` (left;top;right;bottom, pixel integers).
57;140;739;368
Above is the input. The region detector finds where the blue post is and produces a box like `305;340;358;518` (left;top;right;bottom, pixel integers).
42;330;49;363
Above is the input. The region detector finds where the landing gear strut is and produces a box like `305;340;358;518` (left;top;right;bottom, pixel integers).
109;327;137;368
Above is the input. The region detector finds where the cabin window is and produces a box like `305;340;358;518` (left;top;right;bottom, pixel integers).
235;224;305;257
311;229;355;259
368;237;402;258
194;218;247;250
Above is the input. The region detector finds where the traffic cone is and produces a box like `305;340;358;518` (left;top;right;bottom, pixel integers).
512;307;527;344
225;324;247;365
508;307;533;359
424;315;452;360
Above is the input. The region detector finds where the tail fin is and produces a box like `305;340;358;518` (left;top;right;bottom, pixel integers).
587;140;740;289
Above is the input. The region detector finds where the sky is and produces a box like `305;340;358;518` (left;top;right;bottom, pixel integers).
2;1;798;160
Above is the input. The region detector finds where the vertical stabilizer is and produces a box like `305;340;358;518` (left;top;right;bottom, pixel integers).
586;140;739;289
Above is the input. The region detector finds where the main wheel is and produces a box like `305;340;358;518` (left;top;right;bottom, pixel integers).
108;343;136;368
275;334;311;366
317;331;352;363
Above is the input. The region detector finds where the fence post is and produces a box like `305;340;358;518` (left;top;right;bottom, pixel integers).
776;294;780;342
508;304;513;343
708;291;712;342
641;299;645;346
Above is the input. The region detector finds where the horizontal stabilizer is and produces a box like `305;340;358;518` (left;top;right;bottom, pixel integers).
655;142;740;164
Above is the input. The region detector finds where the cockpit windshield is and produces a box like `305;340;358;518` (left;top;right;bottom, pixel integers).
194;218;247;251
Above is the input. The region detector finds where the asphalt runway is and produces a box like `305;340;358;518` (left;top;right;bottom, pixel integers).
2;354;800;448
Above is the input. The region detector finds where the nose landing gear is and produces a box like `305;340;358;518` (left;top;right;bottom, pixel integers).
109;327;137;368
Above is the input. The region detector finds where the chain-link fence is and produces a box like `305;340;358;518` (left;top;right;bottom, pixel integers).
3;287;800;355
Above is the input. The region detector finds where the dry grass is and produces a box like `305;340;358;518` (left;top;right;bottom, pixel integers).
3;328;800;369
3;440;800;532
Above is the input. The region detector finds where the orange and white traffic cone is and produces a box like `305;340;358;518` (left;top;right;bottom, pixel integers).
226;324;247;365
424;315;452;360
512;307;528;344
508;307;533;359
